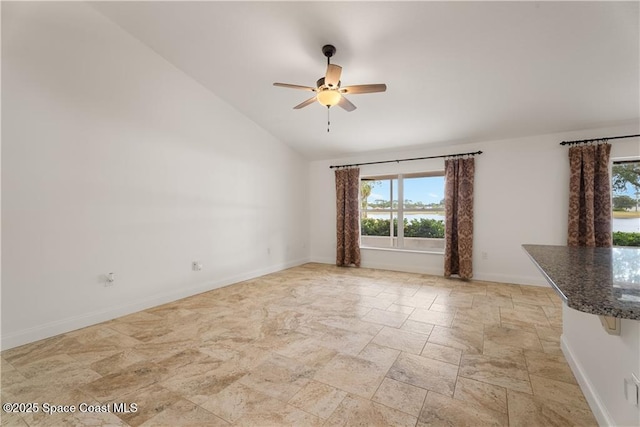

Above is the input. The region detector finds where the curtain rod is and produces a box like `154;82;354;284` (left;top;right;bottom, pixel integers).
559;133;640;146
328;150;483;169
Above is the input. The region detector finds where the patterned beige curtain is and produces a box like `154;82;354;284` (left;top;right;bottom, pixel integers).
567;143;612;247
335;167;361;267
444;158;475;279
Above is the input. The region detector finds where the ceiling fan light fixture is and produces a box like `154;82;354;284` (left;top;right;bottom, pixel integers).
316;89;341;107
273;44;386;115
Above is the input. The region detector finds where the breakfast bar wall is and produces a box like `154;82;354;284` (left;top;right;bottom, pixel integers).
563;308;639;426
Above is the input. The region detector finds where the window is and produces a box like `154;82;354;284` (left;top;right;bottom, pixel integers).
612;160;640;247
360;172;445;252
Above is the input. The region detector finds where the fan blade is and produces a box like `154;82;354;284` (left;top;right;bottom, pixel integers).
274;83;316;92
325;64;342;88
293;96;317;109
337;95;356;112
340;84;387;94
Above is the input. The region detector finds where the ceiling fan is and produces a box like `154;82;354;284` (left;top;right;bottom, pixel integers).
273;44;387;113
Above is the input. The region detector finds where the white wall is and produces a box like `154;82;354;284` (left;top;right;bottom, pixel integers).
562;306;640;427
1;2;309;349
310;126;639;285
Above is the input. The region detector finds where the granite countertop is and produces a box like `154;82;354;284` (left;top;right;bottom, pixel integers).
522;244;640;320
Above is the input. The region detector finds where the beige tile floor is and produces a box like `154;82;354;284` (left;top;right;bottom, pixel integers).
1;263;597;426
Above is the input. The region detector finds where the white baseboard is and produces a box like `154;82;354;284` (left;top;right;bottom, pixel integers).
309;256;546;287
309;256;335;265
309;257;443;276
561;334;613;427
471;271;549;287
1;258;310;351
360;260;443;276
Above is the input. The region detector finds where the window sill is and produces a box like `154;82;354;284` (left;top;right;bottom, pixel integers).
360;246;445;255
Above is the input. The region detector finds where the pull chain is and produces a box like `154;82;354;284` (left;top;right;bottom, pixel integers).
327;106;330;133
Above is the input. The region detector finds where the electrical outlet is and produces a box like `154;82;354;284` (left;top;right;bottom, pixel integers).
624;374;640;406
105;272;115;287
481;251;488;260
192;261;202;272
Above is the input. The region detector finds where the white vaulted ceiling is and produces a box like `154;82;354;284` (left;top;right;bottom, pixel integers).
91;1;639;160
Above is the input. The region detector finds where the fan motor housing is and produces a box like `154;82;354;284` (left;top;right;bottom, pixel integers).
317;77;340;90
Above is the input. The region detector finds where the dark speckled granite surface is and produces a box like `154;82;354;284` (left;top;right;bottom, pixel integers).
522;244;640;320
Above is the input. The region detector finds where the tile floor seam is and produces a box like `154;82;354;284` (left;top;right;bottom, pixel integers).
378;364;448;409
314;392;347;424
369;390;422;420
417;331;431;356
306;377;356;406
367;349;403;402
415;387;429;426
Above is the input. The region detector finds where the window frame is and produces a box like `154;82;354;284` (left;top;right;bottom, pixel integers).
360;171;445;252
611;158;640;247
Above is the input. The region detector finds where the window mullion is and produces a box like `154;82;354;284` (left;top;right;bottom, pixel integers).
398;174;404;248
388;179;394;247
